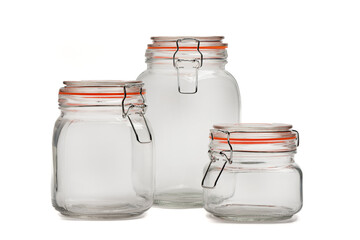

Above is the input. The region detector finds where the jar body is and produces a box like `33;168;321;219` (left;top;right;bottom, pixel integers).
203;153;302;221
52;108;154;218
137;66;240;207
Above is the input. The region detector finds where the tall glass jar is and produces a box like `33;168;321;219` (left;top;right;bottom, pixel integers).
52;80;154;218
137;36;240;208
202;123;302;222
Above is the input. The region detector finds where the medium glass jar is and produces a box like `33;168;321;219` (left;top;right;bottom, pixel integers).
137;36;240;208
202;123;302;222
52;80;154;218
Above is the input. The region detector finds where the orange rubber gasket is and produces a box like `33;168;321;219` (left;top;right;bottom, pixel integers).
59;91;145;96
148;46;227;50
84;97;135;99
218;141;284;144
212;137;296;141
62;102;144;106
212;136;296;145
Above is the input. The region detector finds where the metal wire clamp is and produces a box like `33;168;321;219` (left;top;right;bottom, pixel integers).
201;129;300;189
121;84;152;144
201;131;233;189
173;38;203;94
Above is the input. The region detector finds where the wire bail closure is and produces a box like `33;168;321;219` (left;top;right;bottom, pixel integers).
201;129;300;189
173;38;203;94
201;130;233;189
121;84;152;144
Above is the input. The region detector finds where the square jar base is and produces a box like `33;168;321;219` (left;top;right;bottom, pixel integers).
206;204;298;222
212;214;294;223
54;204;150;220
154;191;203;208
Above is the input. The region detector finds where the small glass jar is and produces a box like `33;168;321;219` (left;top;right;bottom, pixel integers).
137;36;240;208
202;123;302;222
52;80;154;218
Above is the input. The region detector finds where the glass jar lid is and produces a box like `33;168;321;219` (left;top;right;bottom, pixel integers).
146;36;228;63
60;80;143;97
210;123;299;152
59;80;146;108
213;123;293;132
148;36;227;49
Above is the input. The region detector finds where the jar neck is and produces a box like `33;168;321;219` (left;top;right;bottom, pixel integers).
146;59;227;70
60;106;123;117
231;152;295;164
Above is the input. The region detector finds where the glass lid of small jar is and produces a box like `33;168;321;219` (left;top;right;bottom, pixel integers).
210;123;298;152
213;123;293;132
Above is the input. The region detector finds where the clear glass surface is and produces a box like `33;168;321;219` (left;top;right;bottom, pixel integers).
138;38;240;208
203;123;302;222
203;153;302;222
52;81;154;218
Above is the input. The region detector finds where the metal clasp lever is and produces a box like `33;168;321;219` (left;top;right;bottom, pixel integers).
122;85;152;144
292;129;300;147
173;38;203;94
201;151;228;189
201;131;233;189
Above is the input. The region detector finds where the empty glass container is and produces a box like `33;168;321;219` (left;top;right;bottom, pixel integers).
52;80;154;218
202;123;302;222
137;36;240;208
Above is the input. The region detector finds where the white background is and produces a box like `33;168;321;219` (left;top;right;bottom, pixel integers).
1;0;359;239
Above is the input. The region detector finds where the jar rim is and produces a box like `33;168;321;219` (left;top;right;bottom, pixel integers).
60;80;144;96
151;36;224;41
63;80;142;87
213;123;293;132
210;123;298;149
147;36;228;50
